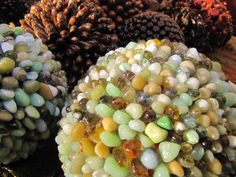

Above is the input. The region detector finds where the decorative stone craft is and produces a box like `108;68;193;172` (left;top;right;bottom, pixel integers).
0;24;67;164
56;38;236;177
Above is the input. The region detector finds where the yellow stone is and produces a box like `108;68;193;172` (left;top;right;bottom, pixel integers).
95;141;110;158
132;75;146;91
79;83;92;93
145;122;168;143
83;173;92;177
144;83;161;95
208;158;222;175
207;111;219;125
146;39;161;47
0;57;15;74
80;138;95;156
197;114;210;128
168;160;184;177
71;122;86;141
102;117;117;132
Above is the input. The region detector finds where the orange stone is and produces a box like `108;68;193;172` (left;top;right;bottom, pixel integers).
132;75;146;91
71;122;86;140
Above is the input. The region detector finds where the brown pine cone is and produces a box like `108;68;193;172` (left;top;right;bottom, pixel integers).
98;0;145;25
160;0;233;52
117;11;185;46
20;0;118;91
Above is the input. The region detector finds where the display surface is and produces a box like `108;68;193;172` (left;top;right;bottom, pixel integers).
56;39;236;177
0;24;67;164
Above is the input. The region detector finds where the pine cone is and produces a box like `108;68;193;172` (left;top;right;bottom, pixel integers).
117;11;185;46
98;0;145;25
161;0;233;52
0;0;38;25
20;0;118;91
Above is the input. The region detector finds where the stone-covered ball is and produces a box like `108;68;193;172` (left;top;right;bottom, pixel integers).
56;39;236;177
0;24;67;164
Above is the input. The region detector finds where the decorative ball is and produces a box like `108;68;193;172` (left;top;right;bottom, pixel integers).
117;11;185;46
158;0;234;52
56;38;236;177
20;0;118;91
0;0;38;24
0;24;67;164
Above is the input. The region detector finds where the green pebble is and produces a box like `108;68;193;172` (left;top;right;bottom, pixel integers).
173;98;189;115
0;24;10;35
25;106;40;119
0;89;15;100
3;99;17;113
100;131;121;147
159;141;181;163
0;147;10;157
104;157;129;177
45;101;56;116
156;116;173;130
180;93;193;106
23;117;36;130
90;85;106;101
30;93;45;107
95;103;115;118
153;163;170;177
14;41;28;53
113;110;132;124
138;134;154;148
12;27;23;36
118;124;137;140
11;128;26;137
106;83;122;97
14;110;25;120
183;129;199;144
31;62;43;72
0;57;15;73
145;122;168;143
191;144;204;161
223;92;236;107
15;88;30;107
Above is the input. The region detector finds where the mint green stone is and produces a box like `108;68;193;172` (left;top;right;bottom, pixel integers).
159;141;181;162
0;24;10;35
0;89;15;100
113;110;132;124
31;62;43;72
95;104;115;118
223;92;236;107
106;83;122;97
156;116;173;130
138;134;154;148
100;131;121;147
173;98;189;115
11;128;26;137
23;117;36;130
3;100;17;113
12;27;23;36
211;79;228;93
30;93;45;107
183;129;199;144
15;88;30;107
118;124;137;140
104;157;129;177
25;106;40;119
180;93;193;106
153;163;170;177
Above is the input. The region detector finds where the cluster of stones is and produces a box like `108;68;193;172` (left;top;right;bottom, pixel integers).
56;38;236;177
0;24;67;164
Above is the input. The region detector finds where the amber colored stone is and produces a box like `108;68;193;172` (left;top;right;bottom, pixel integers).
112;97;127;109
112;147;128;167
88;125;104;143
71;122;86;140
122;140;142;160
131;159;149;177
78;98;89;111
80;138;95;156
113;77;127;90
168;160;184;177
164;105;180;122
95;141;110;158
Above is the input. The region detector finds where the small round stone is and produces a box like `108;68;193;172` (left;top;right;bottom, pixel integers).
140;148;160;169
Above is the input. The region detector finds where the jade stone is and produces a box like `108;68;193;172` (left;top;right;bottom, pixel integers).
153;163;170;177
156;115;173;130
159;141;181;162
113;110;132;124
104;157;129;177
100;131;121;147
15;88;30;107
106;83;122;97
95;104;115;118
